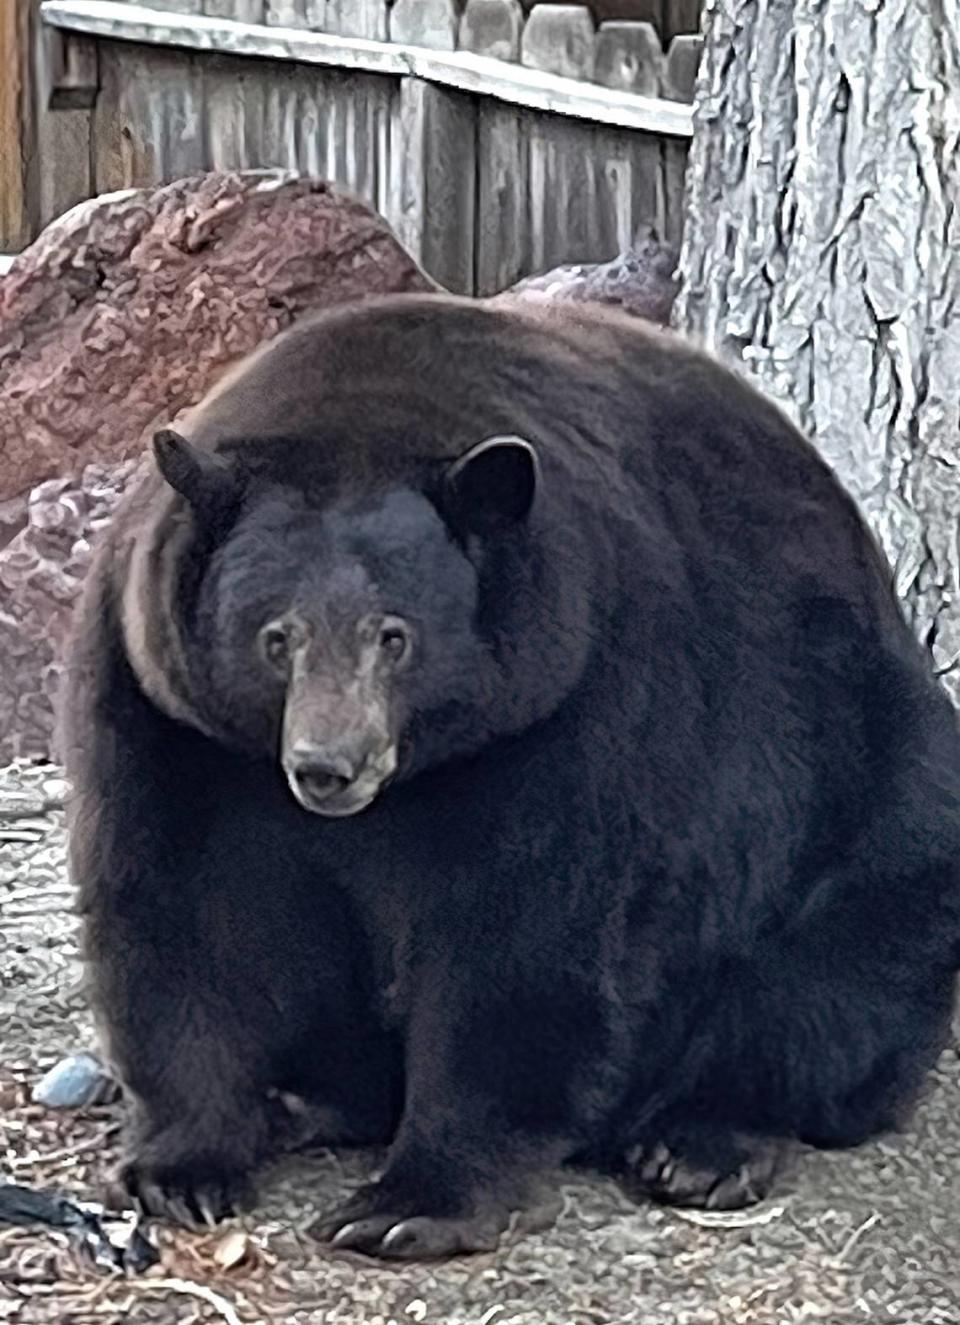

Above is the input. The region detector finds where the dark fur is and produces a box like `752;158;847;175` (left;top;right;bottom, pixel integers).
62;294;960;1256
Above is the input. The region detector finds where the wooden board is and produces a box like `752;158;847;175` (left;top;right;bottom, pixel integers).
387;79;475;293
476;101;528;293
204;52;270;169
204;0;266;20
0;0;32;250
662;135;687;247
525;115;599;271
524;110;668;273
93;43;205;191
34;25;96;226
295;66;394;208
204;50;394;205
324;0;389;40
593;121;665;252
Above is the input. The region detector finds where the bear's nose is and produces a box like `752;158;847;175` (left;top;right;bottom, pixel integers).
287;743;358;803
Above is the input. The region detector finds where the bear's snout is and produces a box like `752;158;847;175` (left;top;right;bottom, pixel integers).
283;736;398;818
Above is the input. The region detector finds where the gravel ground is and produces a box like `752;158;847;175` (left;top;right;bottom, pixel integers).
2;758;959;1324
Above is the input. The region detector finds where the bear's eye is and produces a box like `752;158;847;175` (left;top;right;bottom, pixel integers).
379;621;411;665
260;624;291;672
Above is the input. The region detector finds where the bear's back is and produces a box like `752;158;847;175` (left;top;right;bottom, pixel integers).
175;293;888;613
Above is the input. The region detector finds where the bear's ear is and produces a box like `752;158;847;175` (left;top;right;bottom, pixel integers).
443;435;540;536
152;429;242;511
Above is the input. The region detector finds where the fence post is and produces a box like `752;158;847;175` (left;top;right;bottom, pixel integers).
0;0;35;251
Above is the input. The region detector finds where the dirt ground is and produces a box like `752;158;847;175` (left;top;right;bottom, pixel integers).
2;758;959;1324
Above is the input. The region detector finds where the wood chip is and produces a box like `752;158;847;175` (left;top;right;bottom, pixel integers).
214;1230;251;1271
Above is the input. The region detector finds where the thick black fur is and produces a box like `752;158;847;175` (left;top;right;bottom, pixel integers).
62;294;960;1257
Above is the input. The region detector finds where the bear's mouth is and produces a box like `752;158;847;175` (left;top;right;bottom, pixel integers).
285;743;399;818
295;780;378;817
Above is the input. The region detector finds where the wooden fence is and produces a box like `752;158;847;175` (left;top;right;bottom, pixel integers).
7;0;701;293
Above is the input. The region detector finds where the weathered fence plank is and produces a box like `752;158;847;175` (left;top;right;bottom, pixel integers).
662;136;687;246
663;31;701;101
0;0;33;251
389;0;459;49
298;68;393;206
594;123;663;251
45;29;98;108
205;52;268;168
325;0;389;40
388;79;474;292
521;4;595;80
34;25;95;227
459;0;524;62
93;46;204;191
476;102;528;293
525;117;601;271
265;0;308;24
259;60;300;163
204;0;266;21
593;20;662;95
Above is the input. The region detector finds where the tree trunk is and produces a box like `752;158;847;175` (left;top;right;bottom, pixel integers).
674;0;960;695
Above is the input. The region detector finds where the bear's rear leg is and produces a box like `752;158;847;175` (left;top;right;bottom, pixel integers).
624;1123;784;1211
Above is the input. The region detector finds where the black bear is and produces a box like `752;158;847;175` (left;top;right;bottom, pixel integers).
62;293;960;1259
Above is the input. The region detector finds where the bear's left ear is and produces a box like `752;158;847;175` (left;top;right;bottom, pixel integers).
443;435;540;536
153;429;244;512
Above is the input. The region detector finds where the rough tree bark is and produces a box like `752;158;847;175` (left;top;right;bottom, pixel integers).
674;0;960;696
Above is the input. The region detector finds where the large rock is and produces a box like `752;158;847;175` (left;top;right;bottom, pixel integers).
0;171;436;763
0;171;435;504
0;462;140;763
505;226;679;326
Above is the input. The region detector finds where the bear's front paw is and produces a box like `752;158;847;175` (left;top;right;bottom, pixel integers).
117;1150;255;1227
625;1133;782;1210
311;1181;507;1259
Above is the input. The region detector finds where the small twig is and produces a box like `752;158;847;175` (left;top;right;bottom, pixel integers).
0;800;62;821
9;1130;117;1170
75;1273;126;1310
125;1277;247;1325
836;1210;880;1263
671;1202;787;1228
2;887;75;904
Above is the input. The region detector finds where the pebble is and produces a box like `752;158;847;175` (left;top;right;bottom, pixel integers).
32;1053;117;1109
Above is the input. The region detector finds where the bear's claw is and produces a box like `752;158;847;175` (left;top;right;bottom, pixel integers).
117;1158;253;1228
312;1184;506;1258
626;1136;781;1210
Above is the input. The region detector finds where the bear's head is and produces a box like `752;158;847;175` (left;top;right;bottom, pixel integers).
152;428;591;818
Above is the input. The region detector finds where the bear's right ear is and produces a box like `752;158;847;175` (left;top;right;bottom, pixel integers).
153;429;242;511
442;434;540;538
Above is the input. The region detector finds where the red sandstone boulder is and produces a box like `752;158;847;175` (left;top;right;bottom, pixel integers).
0;171;436;763
0;171;436;503
0;461;140;763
